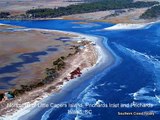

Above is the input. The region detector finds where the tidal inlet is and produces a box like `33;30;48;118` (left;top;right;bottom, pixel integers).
0;0;160;120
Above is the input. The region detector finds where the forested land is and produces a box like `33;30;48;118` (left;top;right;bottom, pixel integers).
0;0;159;19
140;5;160;19
25;0;159;18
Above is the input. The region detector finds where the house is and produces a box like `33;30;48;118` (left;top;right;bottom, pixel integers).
70;67;82;79
4;92;14;100
79;46;85;50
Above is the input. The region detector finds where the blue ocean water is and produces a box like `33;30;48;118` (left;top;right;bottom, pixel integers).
0;20;160;120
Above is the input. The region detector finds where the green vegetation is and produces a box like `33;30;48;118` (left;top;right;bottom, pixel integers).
3;55;67;97
0;44;81;99
0;12;10;18
12;57;66;96
13;89;25;96
140;5;160;19
53;58;66;71
0;0;158;19
45;68;57;77
25;0;158;18
9;53;74;97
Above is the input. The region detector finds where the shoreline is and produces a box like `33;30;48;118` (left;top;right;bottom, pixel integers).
1;18;160;29
0;15;159;120
19;33;116;120
0;13;159;25
0;25;115;120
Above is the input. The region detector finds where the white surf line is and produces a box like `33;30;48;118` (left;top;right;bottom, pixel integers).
0;23;6;25
0;27;112;120
38;33;116;120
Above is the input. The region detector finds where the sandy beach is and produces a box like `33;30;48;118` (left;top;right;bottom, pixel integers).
0;25;115;120
0;0;159;119
61;8;158;24
1;20;159;120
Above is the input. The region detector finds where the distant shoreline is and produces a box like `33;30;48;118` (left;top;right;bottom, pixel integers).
1;18;158;119
0;14;158;24
0;0;159;24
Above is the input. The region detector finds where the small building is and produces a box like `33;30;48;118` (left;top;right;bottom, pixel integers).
70;67;82;79
90;41;96;45
77;40;82;43
79;46;85;50
4;92;14;100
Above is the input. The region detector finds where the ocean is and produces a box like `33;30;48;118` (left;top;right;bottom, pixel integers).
0;20;160;120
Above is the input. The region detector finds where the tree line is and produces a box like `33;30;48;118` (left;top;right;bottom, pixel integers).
25;0;158;18
140;5;160;19
0;12;10;18
0;0;159;19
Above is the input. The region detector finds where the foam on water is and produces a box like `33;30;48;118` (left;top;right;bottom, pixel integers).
26;33;117;120
97;82;106;87
58;39;121;120
74;116;82;120
120;85;127;89
41;108;54;120
1;19;160;120
129;87;159;104
95;99;105;105
114;43;160;106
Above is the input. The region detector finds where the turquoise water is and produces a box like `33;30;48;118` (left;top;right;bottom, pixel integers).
0;20;160;120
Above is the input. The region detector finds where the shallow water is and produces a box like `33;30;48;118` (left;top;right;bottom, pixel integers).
0;20;160;120
0;45;58;89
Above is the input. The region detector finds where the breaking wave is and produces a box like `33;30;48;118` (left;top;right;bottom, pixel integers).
114;43;160;106
41;108;54;120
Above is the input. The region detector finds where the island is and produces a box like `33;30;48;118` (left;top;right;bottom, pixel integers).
0;0;160;120
0;23;99;118
0;0;160;23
